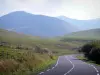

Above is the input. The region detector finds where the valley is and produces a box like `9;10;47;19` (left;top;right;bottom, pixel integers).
0;11;100;75
0;28;78;75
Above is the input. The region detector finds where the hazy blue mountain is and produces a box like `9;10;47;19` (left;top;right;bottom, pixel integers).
58;16;100;30
0;11;78;37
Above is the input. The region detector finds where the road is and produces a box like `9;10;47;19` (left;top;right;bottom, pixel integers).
38;55;100;75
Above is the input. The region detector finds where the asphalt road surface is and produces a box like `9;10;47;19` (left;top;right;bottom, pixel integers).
39;55;100;75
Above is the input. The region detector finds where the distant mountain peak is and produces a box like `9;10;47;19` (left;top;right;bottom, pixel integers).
5;11;33;15
0;11;78;37
57;16;100;30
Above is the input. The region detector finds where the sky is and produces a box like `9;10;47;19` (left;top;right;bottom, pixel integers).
0;0;100;20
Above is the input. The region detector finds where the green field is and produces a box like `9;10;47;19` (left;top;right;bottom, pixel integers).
1;28;100;75
62;28;100;40
0;28;78;55
0;28;78;75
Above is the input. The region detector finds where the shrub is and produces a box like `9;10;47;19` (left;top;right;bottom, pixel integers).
81;43;94;57
80;41;100;63
34;46;42;53
0;59;19;74
89;47;100;63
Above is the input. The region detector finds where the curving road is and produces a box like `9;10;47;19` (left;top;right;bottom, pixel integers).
39;55;100;75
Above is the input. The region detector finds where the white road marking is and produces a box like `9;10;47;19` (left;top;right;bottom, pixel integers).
38;56;60;74
47;69;50;71
90;65;99;73
76;55;100;75
39;72;44;74
39;55;100;75
52;67;55;69
64;56;75;75
97;73;100;75
55;56;60;67
76;56;99;75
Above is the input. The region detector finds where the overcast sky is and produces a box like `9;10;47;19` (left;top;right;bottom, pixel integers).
0;0;100;20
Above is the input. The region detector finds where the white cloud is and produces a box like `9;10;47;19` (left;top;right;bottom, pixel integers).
0;0;100;20
58;0;100;19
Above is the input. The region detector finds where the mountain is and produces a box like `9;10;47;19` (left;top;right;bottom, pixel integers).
0;11;78;37
64;28;100;40
58;16;100;30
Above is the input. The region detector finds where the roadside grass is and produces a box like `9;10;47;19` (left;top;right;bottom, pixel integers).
76;55;86;60
76;55;100;66
0;46;58;75
32;58;57;75
0;28;78;75
0;44;77;75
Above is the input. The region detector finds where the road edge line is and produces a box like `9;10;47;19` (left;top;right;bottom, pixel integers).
64;56;75;75
38;56;60;75
90;65;99;75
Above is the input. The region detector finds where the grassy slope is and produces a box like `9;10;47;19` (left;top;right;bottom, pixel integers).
0;28;77;75
63;28;100;40
0;28;77;55
0;46;56;75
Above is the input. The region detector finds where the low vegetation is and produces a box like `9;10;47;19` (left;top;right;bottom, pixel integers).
0;46;57;75
63;28;100;40
0;28;77;75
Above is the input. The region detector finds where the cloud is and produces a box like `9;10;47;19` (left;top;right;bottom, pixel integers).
0;0;61;16
58;0;100;19
0;0;100;19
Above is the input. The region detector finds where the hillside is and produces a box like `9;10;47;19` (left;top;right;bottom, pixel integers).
0;11;78;37
0;28;77;75
0;28;57;75
0;28;40;44
0;28;77;54
64;28;100;40
58;16;100;30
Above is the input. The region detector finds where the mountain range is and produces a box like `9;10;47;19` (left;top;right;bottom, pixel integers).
0;11;78;37
58;16;100;30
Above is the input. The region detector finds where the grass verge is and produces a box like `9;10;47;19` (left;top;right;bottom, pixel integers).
76;55;100;66
32;58;57;75
0;47;57;75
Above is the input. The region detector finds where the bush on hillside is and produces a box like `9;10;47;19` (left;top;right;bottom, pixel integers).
0;42;10;47
34;45;43;53
81;43;94;57
34;46;52;54
89;47;100;63
80;41;100;63
16;44;23;49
